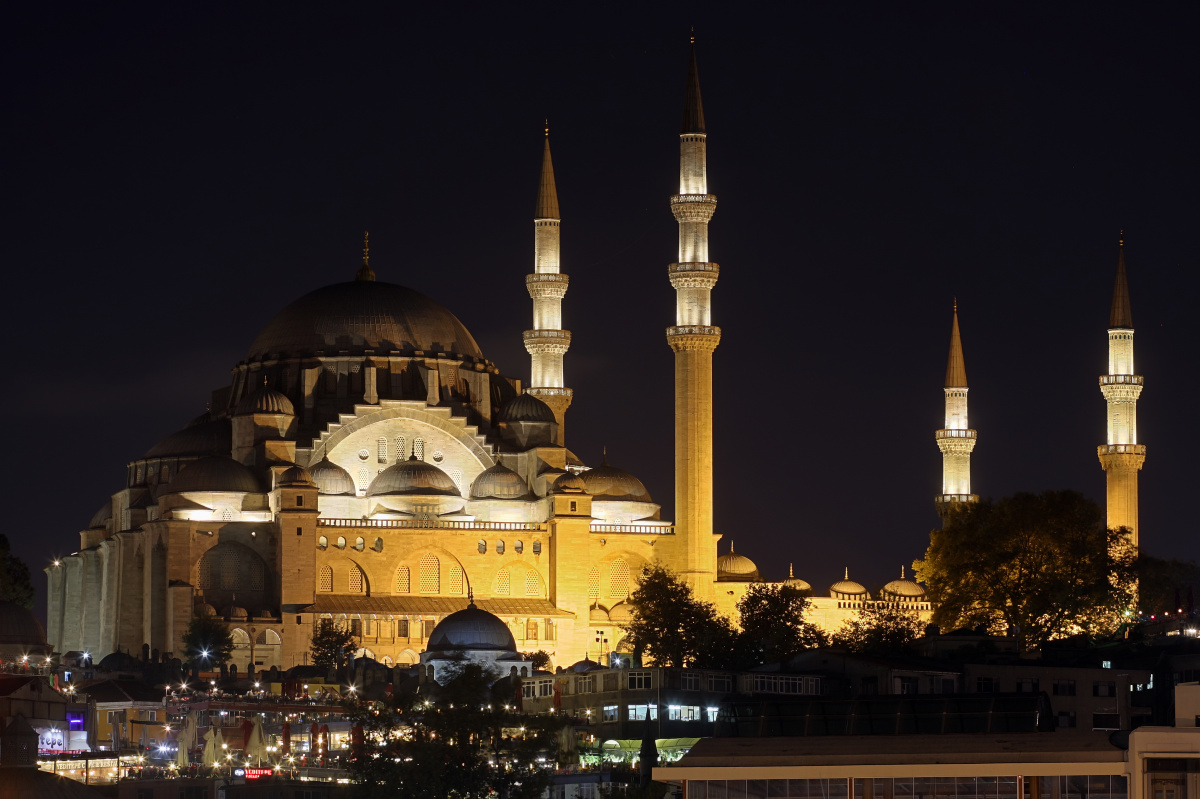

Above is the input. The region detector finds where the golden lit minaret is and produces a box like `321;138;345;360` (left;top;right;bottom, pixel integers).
1098;232;1145;545
666;35;720;599
524;123;572;445
935;301;978;522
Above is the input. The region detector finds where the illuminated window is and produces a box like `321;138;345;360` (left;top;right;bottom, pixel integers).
377;438;387;462
319;566;332;592
336;536;346;549
355;537;365;551
628;705;657;721
609;559;630;599
514;540;523;554
395;567;410;593
526;619;539;640
494;568;511;596
414;438;425;460
496;540;505;555
220;508;234;521
478;540;487;554
317;535;328;549
450;468;463;492
524;571;539;597
349;565;364;594
449;564;463;595
419;554;439;593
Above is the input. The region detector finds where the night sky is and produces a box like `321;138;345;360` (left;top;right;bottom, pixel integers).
6;3;1198;622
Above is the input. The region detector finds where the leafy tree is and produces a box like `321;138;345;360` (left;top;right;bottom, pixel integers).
0;535;34;609
310;619;358;669
525;650;553;672
623;564;737;668
832;603;925;655
913;490;1137;652
181;613;234;670
736;583;826;666
1136;554;1200;615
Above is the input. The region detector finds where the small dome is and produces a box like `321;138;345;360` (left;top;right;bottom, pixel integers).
368;457;460;497
470;462;529;500
552;472;587;494
164;456;262;494
581;454;652;502
279;465;314;486
145;418;232;458
882;567;925;600
97;651;140;672
783;563;812;593
235;383;295;416
88;500;112;530
716;542;760;582
0;600;46;647
498;393;556;424
310;458;355;495
426;602;516;652
568;657;605;673
830;568;869;599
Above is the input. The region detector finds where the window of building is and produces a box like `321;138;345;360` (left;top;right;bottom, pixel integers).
395;437;406;460
296;495;304;506
1057;711;1077;728
667;705;702;721
448;564;463;595
414;438;425;460
147;711;156;721
897;676;918;695
707;674;733;693
355;537;365;551
378;438;387;463
628;705;658;721
1093;681;1117;697
349;565;364;593
588;567;600;602
514;540;523;554
976;677;999;693
1016;678;1039;694
680;672;701;691
318;535;327;549
319;566;333;592
861;676;879;695
374;537;383;551
628;671;652;690
422;619;436;638
350;617;362;636
705;707;720;722
450;468;462;492
365;617;375;636
495;568;511;596
601;705;618;722
337;536;346;549
570;501;577;512
1092;713;1120;730
609;559;630;599
533;541;542;556
526;619;539;640
576;675;594;693
358;468;370;491
478;540;487;554
538;679;553;697
525;571;539;597
496;540;506;555
395;566;410;593
419;554;439;593
397;619;409;638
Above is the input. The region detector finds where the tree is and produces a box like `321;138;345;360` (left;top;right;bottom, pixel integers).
1136;554;1200;615
0;535;34;609
181;614;234;670
913;490;1137;652
623;564;737;668
310;619;358;668
526;650;553;672
736;583;826;666
832;603;925;655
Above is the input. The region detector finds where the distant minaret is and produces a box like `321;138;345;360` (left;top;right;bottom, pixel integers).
666;35;720;599
524;123;572;445
935;301;978;521
1098;232;1145;545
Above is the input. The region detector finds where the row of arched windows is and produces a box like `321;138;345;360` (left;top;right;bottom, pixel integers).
315;556;543;597
374;436;426;463
317;535;383;552
477;540;542;555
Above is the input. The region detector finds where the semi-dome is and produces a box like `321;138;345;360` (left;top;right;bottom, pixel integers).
552;472;587;494
145;418;232;458
0;600;47;647
164;456;262;494
783;563;812;593
368;456;460;497
279;465;314;486
88;500;112;530
310;458;355;495
426;601;516;652
716;542;760;582
830;567;869;599
581;455;652;502
246;281;485;362
470;462;529;500
235;383;295;416
498;393;556;424
882;567;926;600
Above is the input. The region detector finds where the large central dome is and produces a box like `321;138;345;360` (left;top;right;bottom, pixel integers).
246;281;485;362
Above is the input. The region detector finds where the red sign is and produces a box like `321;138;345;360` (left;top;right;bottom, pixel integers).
244;767;273;780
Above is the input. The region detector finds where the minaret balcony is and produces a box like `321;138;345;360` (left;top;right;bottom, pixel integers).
1100;374;1142;386
526;273;569;300
935;429;976;440
1098;444;1146;456
523;329;571;355
670;194;717;222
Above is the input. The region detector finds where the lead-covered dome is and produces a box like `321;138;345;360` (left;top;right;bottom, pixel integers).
552;472;587;494
310;458;355;495
368;457;460;497
882;567;925;600
235;383;295;416
830;568;869;599
426;602;516;652
279;465;314;486
498;393;556;424
783;563;812;593
716;542;761;582
470;462;529;500
246;281;485;362
165;456;262;494
581;456;652;502
0;600;47;648
145;418;232;458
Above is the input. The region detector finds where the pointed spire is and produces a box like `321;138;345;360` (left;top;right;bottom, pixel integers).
535;123;560;219
789;563;795;578
467;587;475;608
355;231;375;282
729;540;735;554
681;33;706;134
901;565;906;579
945;300;968;388
844;566;849;580
1109;230;1134;329
601;446;608;467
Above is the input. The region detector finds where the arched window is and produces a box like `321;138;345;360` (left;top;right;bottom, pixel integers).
588;566;600;602
161;465;170;481
496;540;506;555
395;437;406;460
449;564;464;595
526;619;539;640
478;540;487;554
524;571;539;597
494;568;511;595
395;566;410;593
355;537;365;551
414;438;425;460
514;540;523;554
377;437;387;463
319;566;333;592
349;565;365;594
318;535;328;549
419;554;439;593
219;548;239;590
337;536;347;549
609;559;630;599
197;557;213;589
532;541;542;556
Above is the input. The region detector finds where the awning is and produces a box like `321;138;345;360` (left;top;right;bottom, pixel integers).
306;596;575;618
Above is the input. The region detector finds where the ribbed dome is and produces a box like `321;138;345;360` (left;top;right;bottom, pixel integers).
882;568;925;599
310;458;355;495
246;281;484;361
470;462;529;500
426;603;516;652
498;393;556;424
552;472;587;494
783;563;812;593
716;543;760;582
830;568;869;598
88;500;112;530
235;384;295;416
368;457;460;497
0;601;46;646
279;465;314;486
165;456;262;494
581;456;652;502
145;418;232;458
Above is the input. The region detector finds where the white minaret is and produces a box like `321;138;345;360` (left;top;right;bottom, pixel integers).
935;301;978;521
1098;232;1145;544
666;36;721;599
523;124;572;445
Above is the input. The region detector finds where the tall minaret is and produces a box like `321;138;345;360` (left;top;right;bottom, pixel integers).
935;301;978;521
1098;232;1145;545
666;36;720;599
524;123;572;445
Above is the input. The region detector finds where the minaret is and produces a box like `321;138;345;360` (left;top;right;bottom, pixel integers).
934;301;978;521
1098;232;1145;545
523;123;572;445
666;36;720;599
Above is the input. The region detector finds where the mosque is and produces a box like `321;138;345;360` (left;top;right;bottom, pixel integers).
43;43;1142;672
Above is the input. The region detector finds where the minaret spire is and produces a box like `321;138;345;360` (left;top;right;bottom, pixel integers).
935;300;978;521
666;36;721;600
1098;231;1145;546
355;231;375;282
523;123;572;445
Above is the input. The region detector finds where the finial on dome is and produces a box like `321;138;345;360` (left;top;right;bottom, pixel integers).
729;540;735;554
789;563;795;578
901;565;906;579
262;375;269;387
544;118;549;137
1119;228;1124;247
601;446;608;467
953;296;957;314
355;230;375;282
844;566;849;580
468;587;475;608
409;443;419;461
690;26;695;45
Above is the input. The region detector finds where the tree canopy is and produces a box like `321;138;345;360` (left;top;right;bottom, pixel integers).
736;583;827;666
181;613;234;669
311;619;358;669
1136;554;1200;616
832;602;925;655
623;564;737;668
913;490;1137;652
0;535;34;609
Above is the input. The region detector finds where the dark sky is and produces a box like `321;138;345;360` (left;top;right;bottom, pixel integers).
6;3;1198;621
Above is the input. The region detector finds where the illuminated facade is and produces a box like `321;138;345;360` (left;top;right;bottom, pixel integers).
934;302;978;521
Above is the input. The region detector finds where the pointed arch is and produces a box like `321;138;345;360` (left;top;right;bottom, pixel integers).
395;566;411;593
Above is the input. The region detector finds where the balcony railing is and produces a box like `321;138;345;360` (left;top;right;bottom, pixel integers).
318;519;546;531
670;194;717;204
1100;375;1143;385
935;429;977;440
590;524;674;535
669;262;719;273
523;330;571;341
1098;444;1147;456
666;325;721;337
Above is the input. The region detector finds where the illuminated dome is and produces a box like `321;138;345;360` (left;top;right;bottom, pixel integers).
368;457;460;497
830;568;869;599
552;472;587;493
581;455;652;502
145;418;232;458
235;382;295;416
279;465;314;486
165;456;262;494
716;542;760;582
783;563;812;593
310;458;355;495
882;567;925;600
246;281;484;362
498;393;556;424
426;602;516;652
470;462;529;500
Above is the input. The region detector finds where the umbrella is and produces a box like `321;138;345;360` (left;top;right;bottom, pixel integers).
245;717;269;765
320;724;331;763
281;722;291;755
175;713;195;768
310;721;319;753
201;727;217;766
241;717;254;752
214;727;227;763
